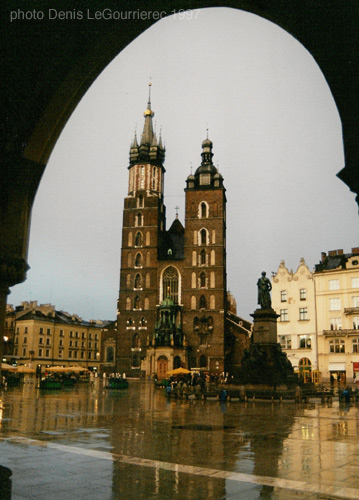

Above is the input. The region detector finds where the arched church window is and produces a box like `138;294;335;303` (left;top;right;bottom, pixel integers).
200;229;207;245
200;249;206;265
127;253;132;267
126;297;131;310
134;273;142;289
140;166;145;189
200;272;206;288
192;251;197;266
126;274;131;287
191;272;196;289
138;194;144;208
191;295;196;310
144;297;150;310
145;231;150;246
128;317;134;327
200;202;208;218
133;334;140;348
136;213;143;227
132;355;140;367
106;347;114;363
210;295;215;310
135;253;142;267
210;249;215;265
199;295;207;309
140;317;146;327
145;273;150;288
210;272;215;288
134;296;140;309
193;317;199;330
135;232;143;246
162;266;179;303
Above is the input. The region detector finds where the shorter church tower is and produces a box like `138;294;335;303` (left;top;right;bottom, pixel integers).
183;138;227;372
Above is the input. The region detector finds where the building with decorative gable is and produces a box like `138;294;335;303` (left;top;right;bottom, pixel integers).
272;258;317;380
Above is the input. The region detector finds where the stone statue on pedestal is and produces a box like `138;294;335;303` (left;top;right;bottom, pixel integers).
257;271;272;309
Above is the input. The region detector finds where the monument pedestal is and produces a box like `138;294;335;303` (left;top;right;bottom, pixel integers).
239;307;295;388
250;308;279;344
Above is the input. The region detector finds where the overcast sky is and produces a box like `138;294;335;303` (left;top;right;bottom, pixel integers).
9;7;358;321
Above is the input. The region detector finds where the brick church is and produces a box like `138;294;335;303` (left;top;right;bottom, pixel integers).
117;89;251;379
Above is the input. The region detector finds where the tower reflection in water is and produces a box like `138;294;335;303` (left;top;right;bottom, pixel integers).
2;379;353;499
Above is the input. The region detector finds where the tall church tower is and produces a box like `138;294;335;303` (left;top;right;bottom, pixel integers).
117;86;166;373
183;138;227;373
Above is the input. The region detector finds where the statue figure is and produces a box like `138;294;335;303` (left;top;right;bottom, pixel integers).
257;271;272;309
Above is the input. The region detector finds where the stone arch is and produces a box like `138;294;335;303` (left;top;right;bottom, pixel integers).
1;5;358;341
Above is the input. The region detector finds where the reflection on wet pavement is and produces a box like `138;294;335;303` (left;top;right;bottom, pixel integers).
1;378;359;499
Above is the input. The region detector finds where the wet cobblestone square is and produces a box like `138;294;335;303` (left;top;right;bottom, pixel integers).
1;378;359;499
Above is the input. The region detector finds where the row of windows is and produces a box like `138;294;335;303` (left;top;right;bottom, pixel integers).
14;348;99;359
129;167;160;193
328;278;359;290
280;289;307;302
279;335;359;353
128;252;150;268
125;294;216;311
15;328;99;340
191;271;216;289
130;197;212;218
280;308;309;321
194;228;216;246
329;296;359;311
192;249;216;266
279;335;312;349
128;230;151;247
15;337;99;350
329;338;359;353
129;227;218;246
127;317;147;327
329;317;359;330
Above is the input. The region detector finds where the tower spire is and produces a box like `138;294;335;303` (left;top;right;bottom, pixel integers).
141;81;155;146
129;84;165;167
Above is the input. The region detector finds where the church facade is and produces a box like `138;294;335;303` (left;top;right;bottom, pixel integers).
116;92;250;379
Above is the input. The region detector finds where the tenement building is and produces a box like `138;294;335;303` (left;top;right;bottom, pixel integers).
272;247;359;384
5;301;105;372
116;92;250;379
271;258;318;382
314;247;359;384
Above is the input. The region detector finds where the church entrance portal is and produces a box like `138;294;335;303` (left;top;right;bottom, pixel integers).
157;356;168;380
